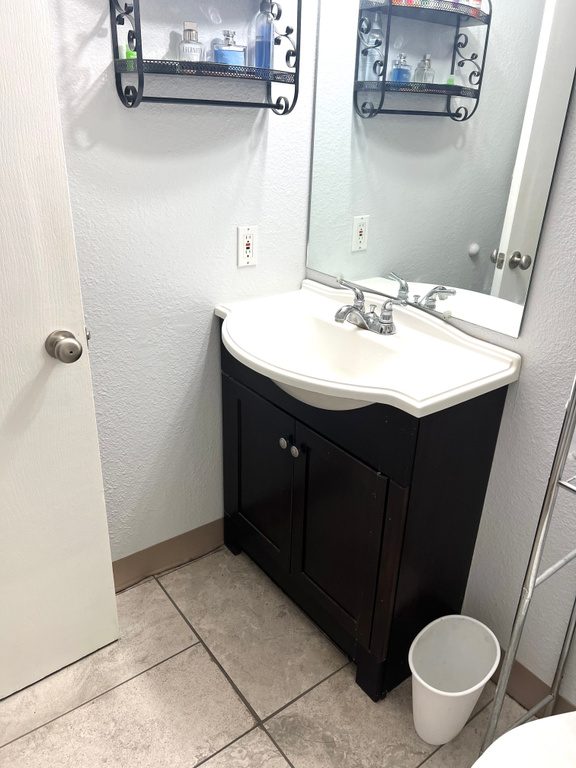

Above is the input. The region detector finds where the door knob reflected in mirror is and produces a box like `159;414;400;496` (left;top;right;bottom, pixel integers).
45;331;83;364
509;251;532;271
490;250;505;269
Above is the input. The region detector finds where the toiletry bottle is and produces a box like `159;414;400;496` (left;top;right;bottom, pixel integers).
413;54;435;84
214;31;247;66
462;0;481;15
179;22;204;63
126;44;137;72
391;53;411;83
254;2;275;70
360;13;383;82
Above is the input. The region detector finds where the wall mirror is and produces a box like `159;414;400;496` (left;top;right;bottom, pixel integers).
307;0;576;337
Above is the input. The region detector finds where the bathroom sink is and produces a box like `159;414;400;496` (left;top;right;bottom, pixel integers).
215;280;521;416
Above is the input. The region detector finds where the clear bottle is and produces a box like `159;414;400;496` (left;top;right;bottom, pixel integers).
254;2;275;70
214;30;247;66
391;53;411;83
413;54;435;84
179;22;203;63
359;13;384;82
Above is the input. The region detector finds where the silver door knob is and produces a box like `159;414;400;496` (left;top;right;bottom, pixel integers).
490;250;505;269
45;330;83;364
290;445;300;458
509;251;532;271
279;437;288;450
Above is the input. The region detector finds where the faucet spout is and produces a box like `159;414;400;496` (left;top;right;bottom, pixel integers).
416;286;457;310
334;305;371;329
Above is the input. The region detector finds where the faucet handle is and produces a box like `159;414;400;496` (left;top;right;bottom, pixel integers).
337;278;365;309
387;272;410;301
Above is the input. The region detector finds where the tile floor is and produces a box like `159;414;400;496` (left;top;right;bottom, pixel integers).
0;548;526;768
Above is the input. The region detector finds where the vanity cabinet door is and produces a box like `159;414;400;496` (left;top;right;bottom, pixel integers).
222;377;294;574
291;422;388;648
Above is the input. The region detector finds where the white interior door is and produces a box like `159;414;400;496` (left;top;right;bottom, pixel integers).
491;0;576;304
0;1;118;698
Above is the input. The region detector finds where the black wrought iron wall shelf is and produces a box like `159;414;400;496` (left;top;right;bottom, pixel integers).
109;0;301;114
355;0;492;121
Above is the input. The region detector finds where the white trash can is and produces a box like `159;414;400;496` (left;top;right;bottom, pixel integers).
408;615;501;746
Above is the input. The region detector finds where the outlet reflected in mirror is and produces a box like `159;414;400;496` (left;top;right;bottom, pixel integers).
307;0;576;337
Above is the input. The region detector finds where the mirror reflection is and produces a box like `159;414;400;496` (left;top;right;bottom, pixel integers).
307;0;567;337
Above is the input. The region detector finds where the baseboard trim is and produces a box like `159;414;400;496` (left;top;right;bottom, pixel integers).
494;656;575;715
112;519;224;592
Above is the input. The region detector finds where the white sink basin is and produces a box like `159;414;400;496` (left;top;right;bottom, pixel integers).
215;280;521;417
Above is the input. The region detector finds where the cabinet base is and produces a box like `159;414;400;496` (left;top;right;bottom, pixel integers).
355;644;387;702
224;528;242;557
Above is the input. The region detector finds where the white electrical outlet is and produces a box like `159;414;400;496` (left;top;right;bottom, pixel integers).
237;226;258;267
352;215;369;252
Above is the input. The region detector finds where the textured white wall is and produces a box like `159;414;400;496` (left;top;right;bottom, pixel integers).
461;89;576;705
48;0;316;560
308;0;543;294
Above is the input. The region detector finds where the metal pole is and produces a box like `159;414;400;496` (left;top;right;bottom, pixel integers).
543;591;576;716
482;375;576;752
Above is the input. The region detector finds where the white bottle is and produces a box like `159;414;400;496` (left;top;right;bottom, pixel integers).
179;22;203;62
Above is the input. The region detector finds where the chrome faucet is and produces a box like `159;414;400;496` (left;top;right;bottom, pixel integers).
335;279;406;335
414;285;456;311
388;272;410;302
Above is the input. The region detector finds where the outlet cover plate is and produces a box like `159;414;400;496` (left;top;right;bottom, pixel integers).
238;225;258;267
352;215;369;252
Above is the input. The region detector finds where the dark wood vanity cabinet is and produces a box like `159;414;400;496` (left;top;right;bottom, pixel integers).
221;340;508;701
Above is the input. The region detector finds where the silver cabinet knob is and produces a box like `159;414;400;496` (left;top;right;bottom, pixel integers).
45;330;83;364
290;445;300;458
279;438;288;450
509;251;533;271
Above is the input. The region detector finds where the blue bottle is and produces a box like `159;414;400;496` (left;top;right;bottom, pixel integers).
214;31;247;66
392;53;412;83
254;2;275;70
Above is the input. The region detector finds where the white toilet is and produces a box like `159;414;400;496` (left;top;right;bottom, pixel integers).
472;712;576;767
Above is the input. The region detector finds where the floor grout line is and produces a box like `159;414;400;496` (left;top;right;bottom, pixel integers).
192;725;260;768
261;725;297;768
262;660;352;723
154;576;262;724
0;643;200;752
156;575;357;768
155;577;297;765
